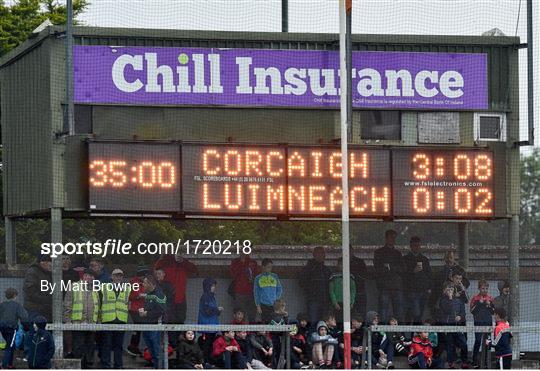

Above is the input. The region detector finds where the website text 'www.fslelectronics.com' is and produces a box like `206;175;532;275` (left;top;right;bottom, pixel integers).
40;239;253;258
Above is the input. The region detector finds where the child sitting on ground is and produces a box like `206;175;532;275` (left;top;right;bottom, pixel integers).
351;315;365;369
212;330;247;369
310;321;338;369
324;314;344;368
289;321;308;369
388;317;411;356
176;330;205;369
250;327;273;368
366;311;395;369
422;319;443;367
408;331;436;369
269;299;288;368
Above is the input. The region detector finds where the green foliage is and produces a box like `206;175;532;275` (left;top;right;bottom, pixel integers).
520;148;540;244
0;0;87;57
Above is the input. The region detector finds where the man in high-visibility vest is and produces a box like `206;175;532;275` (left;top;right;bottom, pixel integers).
64;269;100;369
99;268;131;369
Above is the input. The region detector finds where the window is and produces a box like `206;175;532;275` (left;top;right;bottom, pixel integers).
474;113;506;142
360;111;401;140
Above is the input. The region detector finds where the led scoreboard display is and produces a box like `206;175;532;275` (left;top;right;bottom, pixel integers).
182;145;391;217
87;142;498;220
392;149;494;218
88;142;181;212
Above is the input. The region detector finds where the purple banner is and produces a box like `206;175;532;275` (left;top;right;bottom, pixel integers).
74;46;488;109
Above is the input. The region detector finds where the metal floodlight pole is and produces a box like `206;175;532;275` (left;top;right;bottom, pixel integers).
66;0;75;135
339;0;352;369
526;0;534;145
282;0;288;32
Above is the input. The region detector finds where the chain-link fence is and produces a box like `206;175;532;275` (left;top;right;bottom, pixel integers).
0;0;538;369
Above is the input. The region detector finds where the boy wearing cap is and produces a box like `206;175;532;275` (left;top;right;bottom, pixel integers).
100;268;131;369
64;269;100;369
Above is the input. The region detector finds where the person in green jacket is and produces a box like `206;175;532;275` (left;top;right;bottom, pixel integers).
329;259;356;323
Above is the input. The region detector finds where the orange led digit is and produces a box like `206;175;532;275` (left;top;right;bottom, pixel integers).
157;162;176;188
350;186;368;212
371;187;389;213
224;184;242;210
435;157;445;177
138;162;157;188
89;160;108;187
203;183;221;209
245;150;263;176
350;152;368;179
474;154;492;180
436;191;445;210
266;151;284;177
288;152;305;177
475;188;493;214
329;187;343;211
203;149;221;175
309;186;327;211
329;152;342;178
288;185;306;211
413;187;430;213
248;184;261;210
311;152;323;177
224;150;241;176
108;161;127;187
412;153;430;180
267;185;285;211
454;154;471;180
454;188;472;213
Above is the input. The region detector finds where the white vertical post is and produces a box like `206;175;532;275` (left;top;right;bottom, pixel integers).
339;0;352;368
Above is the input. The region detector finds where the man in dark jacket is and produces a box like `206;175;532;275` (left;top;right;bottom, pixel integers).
299;246;332;330
403;236;432;324
23;254;53;322
229;254;260;322
27;316;55;369
350;252;368;320
140;275;166;369
373;229;405;323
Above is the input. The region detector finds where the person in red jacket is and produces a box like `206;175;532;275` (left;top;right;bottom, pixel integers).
127;266;148;356
153;253;198;345
212;330;247;369
229;254;260;323
408;332;438;369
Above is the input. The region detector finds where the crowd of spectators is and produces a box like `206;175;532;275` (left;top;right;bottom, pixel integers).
0;230;514;369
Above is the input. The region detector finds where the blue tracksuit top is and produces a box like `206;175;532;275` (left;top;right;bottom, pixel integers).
253;272;282;306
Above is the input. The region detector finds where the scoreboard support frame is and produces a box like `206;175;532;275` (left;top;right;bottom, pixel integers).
458;222;470;270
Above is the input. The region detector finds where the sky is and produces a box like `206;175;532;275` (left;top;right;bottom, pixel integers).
15;0;540;152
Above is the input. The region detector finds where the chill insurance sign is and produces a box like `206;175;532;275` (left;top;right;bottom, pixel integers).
74;46;488;110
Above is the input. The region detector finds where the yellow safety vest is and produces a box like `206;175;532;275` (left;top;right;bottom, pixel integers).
100;286;130;323
71;288;99;323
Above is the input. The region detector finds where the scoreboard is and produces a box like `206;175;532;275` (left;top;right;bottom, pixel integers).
88;141;502;220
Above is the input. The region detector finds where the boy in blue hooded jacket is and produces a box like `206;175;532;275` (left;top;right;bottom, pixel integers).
27;316;55;369
198;278;223;362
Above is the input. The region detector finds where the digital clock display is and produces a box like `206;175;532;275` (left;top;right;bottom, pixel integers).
87;142;498;219
392;149;494;218
88;142;181;212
